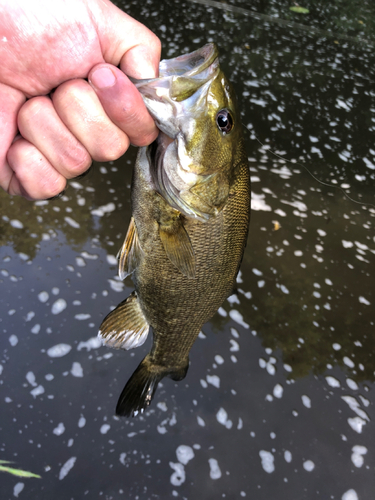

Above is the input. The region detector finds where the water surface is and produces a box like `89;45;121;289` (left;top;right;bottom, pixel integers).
1;1;374;499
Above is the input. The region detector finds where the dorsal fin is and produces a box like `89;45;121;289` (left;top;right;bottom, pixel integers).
98;292;149;350
117;217;142;280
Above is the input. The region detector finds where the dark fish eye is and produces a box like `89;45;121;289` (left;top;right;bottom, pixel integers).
216;109;234;134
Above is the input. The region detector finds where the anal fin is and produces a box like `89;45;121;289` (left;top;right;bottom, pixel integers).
98;291;149;350
117;217;142;280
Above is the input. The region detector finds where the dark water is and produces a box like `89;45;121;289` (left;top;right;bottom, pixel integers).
1;1;374;499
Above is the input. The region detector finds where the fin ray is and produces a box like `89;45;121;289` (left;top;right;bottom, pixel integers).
98;292;149;350
159;222;196;278
118;217;142;280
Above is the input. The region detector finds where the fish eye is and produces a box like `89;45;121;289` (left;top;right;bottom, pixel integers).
216;109;234;134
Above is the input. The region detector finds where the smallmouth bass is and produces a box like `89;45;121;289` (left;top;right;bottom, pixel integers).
98;44;250;417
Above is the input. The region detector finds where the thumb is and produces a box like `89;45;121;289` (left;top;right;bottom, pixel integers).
89;0;161;79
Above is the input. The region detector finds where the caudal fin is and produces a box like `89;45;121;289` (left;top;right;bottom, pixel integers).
116;356;189;417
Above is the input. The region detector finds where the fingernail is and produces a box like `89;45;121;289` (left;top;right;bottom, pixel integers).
90;67;116;89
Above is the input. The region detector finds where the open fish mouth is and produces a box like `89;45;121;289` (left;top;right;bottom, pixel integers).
132;44;220;137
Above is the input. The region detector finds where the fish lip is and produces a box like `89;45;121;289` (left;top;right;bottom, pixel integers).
132;43;220;106
130;43;219;85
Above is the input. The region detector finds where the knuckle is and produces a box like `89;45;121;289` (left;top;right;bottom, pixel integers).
18;96;49;127
92;134;129;162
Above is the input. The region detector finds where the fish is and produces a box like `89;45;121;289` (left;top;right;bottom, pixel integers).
98;43;250;417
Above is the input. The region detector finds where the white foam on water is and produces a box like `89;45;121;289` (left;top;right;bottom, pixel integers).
342;489;359;500
71;362;83;377
208;458;221;480
59;457;77;480
176;445;195;465
229;310;249;329
346;379;358;391
10;219;23;229
259;450;275;473
78;415;86;428
359;296;370;305
9;335;18;346
217;307;227;317
284;450;292;463
351;445;367;468
169;462;185;486
91;202;116;217
302;395;311;408
332;343;341;351
326;376;340;388
343;357;355;368
45;374;54;381
342;240;353;248
197;416;205;427
227;294;240;304
64;216;80;228
53;423;65;436
26;371;37;387
100;424;110;434
13;482;24;497
216;408;232;429
119;453;127;465
214;355;224;365
77;337;101;351
31;324;40;334
303;460;315;472
157;402;168;412
106;254;117;265
25;311;35;322
229;339;240;352
251;193;272;211
46;343;71;358
30;385;45;397
341;396;369;421
207;375;220;388
74;314;91;321
75;257;86;267
51;299;67;315
108;279;124;292
273;384;283;398
348;417;366;434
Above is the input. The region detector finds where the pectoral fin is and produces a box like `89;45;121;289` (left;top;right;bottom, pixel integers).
98;292;149;350
159;222;196;278
117;217;142;280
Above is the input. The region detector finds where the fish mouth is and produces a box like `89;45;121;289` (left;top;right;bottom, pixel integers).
132;43;220;136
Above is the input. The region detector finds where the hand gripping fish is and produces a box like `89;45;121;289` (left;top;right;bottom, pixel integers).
98;44;250;417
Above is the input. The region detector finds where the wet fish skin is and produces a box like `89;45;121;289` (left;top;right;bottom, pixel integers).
98;44;250;417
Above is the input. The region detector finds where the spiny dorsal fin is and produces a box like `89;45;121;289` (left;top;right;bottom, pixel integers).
117;217;142;280
98;292;149;350
159;221;196;278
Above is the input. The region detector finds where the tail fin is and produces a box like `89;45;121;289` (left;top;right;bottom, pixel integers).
116;356;189;417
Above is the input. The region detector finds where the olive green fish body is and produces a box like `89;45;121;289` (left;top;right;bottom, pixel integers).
132;142;250;368
98;44;250;417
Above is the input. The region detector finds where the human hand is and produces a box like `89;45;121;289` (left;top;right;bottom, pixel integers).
0;0;161;200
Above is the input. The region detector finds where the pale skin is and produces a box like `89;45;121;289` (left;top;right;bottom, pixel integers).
0;0;161;200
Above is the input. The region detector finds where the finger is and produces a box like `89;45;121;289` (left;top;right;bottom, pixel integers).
91;0;161;79
17;96;92;179
0;83;26;193
52;79;129;162
7;138;66;200
89;64;158;147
